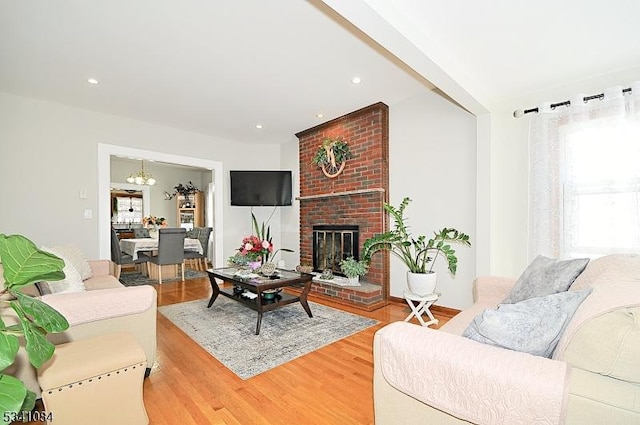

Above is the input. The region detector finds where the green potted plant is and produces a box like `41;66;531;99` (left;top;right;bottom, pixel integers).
172;181;200;207
0;234;69;424
361;197;471;295
339;256;369;286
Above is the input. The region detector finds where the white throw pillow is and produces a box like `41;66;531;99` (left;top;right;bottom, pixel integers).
49;245;93;281
40;246;86;294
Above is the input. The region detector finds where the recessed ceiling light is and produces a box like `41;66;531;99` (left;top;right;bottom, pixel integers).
255;124;263;129
316;113;324;118
351;77;362;84
87;78;99;85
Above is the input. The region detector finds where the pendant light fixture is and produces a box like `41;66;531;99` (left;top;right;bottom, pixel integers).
126;160;156;186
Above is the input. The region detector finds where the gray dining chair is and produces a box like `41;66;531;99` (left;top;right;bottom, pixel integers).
110;228;150;279
133;228;150;238
184;227;212;271
147;228;186;284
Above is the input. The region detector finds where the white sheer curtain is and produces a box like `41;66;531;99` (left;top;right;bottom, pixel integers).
528;82;640;260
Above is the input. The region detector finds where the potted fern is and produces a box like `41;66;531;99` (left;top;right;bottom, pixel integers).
361;197;471;295
339;256;369;286
0;234;69;424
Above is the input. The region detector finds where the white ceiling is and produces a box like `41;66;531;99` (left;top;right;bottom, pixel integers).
386;0;640;105
2;0;639;145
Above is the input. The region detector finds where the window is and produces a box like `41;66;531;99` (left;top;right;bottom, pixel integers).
528;84;640;260
113;196;143;224
562;122;640;256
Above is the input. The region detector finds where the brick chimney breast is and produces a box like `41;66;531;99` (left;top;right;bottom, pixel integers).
296;103;389;310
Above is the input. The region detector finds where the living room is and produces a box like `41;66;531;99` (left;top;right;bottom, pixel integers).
2;1;640;424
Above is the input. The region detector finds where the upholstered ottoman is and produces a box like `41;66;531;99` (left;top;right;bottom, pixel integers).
37;332;148;425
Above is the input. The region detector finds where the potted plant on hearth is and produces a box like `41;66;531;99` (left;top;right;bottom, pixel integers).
0;234;70;422
339;256;369;286
361;197;471;296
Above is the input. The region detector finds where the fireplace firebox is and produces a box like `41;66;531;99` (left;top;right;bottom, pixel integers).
312;225;359;274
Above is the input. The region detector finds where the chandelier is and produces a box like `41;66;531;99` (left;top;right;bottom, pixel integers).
126;160;156;186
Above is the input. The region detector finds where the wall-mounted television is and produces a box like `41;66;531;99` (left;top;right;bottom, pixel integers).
230;170;293;206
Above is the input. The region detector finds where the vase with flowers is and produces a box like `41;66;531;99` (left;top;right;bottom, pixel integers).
143;215;167;238
143;215;167;229
240;235;271;270
227;213;294;272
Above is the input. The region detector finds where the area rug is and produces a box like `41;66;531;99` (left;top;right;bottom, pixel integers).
158;297;379;379
119;269;207;286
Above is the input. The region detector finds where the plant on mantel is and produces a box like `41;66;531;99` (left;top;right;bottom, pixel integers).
0;234;69;423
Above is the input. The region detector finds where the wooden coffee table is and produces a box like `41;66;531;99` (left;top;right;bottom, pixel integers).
206;267;314;335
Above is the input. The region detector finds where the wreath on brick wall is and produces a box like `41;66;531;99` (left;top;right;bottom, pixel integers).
311;138;352;178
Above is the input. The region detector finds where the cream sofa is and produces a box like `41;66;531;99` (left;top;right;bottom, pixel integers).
2;259;157;398
374;254;640;425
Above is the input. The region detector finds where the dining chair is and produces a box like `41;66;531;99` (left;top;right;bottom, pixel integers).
133;228;150;238
110;229;150;279
147;228;186;284
184;227;212;271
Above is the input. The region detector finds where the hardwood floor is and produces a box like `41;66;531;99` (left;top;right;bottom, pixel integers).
145;276;454;425
26;276;455;425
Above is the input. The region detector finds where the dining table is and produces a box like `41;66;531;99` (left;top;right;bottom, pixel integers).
119;237;203;261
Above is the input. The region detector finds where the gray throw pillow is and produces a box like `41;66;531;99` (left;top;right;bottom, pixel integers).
462;288;592;358
502;255;589;304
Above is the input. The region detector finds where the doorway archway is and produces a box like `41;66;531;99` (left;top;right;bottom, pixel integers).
98;143;224;267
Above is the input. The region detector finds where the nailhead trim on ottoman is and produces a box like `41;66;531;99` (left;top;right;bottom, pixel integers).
37;332;148;425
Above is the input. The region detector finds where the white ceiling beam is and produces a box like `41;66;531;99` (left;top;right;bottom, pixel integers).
320;0;490;116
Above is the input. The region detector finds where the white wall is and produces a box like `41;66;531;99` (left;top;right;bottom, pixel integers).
279;140;300;270
0;92;282;260
488;66;640;278
389;91;477;309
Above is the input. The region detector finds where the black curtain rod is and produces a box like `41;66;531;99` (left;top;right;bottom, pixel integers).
513;87;632;118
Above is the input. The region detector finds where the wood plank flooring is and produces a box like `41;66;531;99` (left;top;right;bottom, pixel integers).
26;276;456;425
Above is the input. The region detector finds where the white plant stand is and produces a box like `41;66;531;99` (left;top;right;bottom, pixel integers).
403;291;440;327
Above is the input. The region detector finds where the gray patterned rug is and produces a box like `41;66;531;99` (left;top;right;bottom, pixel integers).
119;269;207;286
158;296;379;379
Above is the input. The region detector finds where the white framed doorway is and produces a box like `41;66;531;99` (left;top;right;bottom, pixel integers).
97;143;224;268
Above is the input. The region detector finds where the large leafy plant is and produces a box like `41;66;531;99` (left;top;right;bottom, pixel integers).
362;197;471;274
0;234;69;423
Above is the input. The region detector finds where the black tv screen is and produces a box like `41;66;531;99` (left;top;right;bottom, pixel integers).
230;170;293;206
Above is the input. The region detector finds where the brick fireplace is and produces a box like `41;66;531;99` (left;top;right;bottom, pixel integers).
296;102;389;310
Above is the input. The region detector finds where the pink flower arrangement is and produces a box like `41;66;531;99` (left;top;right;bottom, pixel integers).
228;213;294;268
143;215;167;227
239;235;273;262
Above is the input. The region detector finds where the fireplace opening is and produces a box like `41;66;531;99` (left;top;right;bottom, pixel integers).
312;225;359;275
